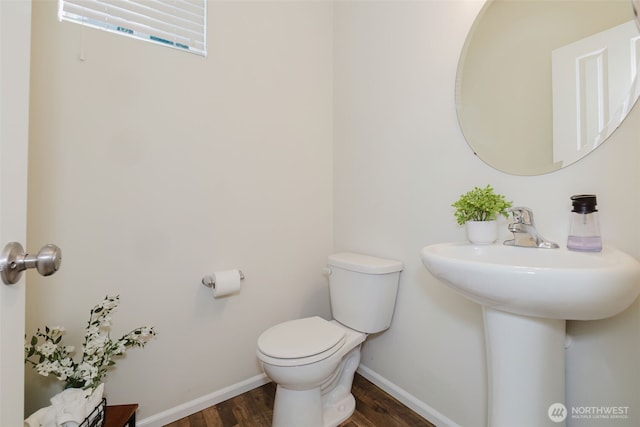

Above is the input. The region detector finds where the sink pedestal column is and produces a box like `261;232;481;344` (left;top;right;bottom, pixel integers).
483;307;566;427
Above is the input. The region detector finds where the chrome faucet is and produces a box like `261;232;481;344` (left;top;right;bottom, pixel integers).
504;207;559;249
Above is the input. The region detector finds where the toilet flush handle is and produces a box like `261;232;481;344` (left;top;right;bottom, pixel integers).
322;267;332;276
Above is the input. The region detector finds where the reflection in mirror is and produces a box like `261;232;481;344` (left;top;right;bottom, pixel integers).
456;0;640;176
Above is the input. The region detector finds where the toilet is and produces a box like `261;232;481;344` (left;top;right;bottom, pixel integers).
256;252;403;427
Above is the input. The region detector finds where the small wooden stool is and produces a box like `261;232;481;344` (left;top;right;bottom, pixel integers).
104;404;138;427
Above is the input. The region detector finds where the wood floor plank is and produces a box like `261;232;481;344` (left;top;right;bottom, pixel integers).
214;398;239;426
337;409;376;427
243;384;275;425
165;373;435;427
229;395;252;426
232;394;270;427
350;375;428;427
168;418;191;427
186;412;208;427
201;406;224;427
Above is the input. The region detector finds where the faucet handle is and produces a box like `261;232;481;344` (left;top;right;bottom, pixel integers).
508;207;535;225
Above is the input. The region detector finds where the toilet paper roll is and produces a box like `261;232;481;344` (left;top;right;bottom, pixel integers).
211;269;242;298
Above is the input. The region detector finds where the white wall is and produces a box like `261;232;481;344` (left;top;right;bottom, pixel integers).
25;1;640;426
334;1;640;427
25;0;334;419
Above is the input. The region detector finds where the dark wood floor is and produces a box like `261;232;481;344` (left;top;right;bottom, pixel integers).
165;373;435;427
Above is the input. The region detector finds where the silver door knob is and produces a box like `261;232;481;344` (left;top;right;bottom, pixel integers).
0;242;62;285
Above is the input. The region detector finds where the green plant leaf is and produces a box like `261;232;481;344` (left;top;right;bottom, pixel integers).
452;185;513;226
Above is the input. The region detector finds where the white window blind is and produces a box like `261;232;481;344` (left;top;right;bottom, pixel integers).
58;0;207;56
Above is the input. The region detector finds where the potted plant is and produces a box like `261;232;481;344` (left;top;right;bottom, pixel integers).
452;185;512;244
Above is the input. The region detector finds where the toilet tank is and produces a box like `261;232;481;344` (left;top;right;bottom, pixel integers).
327;252;403;333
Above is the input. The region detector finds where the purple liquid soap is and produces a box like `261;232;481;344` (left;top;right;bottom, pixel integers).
567;236;602;252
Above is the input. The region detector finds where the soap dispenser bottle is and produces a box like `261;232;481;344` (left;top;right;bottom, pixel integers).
567;194;602;252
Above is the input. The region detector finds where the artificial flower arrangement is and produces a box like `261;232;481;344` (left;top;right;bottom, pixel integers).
25;295;157;391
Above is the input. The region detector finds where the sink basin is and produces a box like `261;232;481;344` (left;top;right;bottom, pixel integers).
420;241;640;427
420;242;640;320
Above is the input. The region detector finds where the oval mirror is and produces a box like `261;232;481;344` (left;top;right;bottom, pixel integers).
456;0;640;175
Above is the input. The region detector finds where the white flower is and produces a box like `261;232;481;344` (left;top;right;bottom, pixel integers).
25;294;156;391
112;341;127;355
37;341;57;357
77;362;98;381
99;314;113;328
60;357;74;368
84;333;107;353
35;361;54;376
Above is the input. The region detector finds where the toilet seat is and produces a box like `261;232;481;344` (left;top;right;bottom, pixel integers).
257;316;346;367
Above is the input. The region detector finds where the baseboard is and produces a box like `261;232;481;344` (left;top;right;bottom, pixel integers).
137;366;459;427
357;365;461;427
137;373;270;427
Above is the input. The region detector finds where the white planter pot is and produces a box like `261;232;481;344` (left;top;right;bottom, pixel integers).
466;220;498;244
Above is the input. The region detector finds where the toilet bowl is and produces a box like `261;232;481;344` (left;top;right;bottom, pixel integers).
257;317;366;427
256;252;403;427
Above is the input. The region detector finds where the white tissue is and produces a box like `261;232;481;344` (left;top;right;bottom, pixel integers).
211;269;242;297
24;384;104;427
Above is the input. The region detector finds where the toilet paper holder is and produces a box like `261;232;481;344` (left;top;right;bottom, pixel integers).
201;270;245;287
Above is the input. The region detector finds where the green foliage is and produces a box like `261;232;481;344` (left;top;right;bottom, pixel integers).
452;185;512;225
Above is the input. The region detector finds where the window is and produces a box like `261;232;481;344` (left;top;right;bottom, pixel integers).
58;0;207;56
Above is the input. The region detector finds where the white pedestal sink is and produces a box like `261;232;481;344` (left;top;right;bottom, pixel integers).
420;242;640;427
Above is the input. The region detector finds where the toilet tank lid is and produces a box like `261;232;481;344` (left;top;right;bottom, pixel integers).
328;252;403;274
